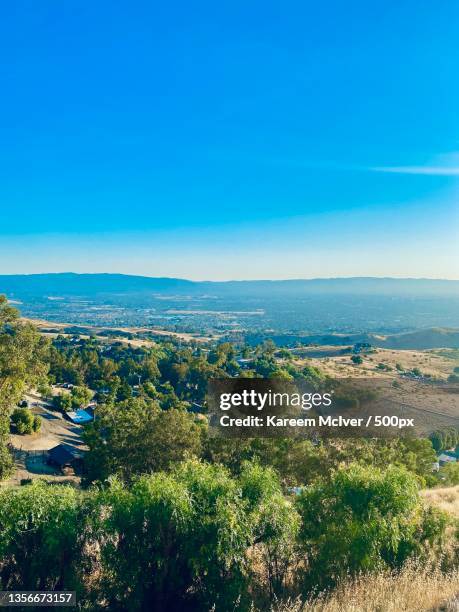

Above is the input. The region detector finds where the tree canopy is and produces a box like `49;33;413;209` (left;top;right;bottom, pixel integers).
0;296;48;477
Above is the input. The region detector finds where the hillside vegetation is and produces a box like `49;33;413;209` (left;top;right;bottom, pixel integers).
0;296;458;610
270;564;459;612
423;485;459;518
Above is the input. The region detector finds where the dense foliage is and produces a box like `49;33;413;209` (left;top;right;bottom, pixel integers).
10;408;41;435
0;461;449;611
83;399;204;483
296;464;448;590
0;296;48;477
0;300;458;609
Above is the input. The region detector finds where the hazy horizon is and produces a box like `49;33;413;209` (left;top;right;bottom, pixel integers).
2;271;459;283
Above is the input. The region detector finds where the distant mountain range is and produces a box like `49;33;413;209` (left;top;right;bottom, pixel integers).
2;273;459;297
2;273;459;342
246;328;459;350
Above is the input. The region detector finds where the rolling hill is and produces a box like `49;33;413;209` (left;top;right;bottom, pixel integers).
2;274;459;339
1;273;459;297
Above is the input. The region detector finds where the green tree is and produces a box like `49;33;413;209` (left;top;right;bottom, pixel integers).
10;408;41;435
37;380;53;399
430;428;459;453
438;461;459;486
70;385;92;408
239;461;300;600
208;342;236;367
83;399;203;483
278;348;293;360
145;408;204;472
296;463;448;589
0;482;83;591
0;296;49;478
53;392;73;412
90;460;252;611
300;365;325;387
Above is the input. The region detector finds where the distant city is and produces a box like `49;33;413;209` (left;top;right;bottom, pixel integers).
3;273;459;347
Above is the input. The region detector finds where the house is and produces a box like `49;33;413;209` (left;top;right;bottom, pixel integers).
66;409;94;424
438;450;459;466
85;404;96;418
47;444;84;469
287;486;303;496
188;402;204;414
236;358;253;368
97;387;110;394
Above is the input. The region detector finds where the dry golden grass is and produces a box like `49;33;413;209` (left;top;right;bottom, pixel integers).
422;486;459;519
270;565;459;611
294;347;454;381
25;316;213;344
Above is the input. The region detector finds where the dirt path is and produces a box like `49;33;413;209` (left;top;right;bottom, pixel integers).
4;394;86;486
10;394;85;452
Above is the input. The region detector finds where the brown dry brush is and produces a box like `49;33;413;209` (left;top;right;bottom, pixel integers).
263;562;459;612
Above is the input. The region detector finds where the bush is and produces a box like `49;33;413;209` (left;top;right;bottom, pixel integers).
438;462;459;486
376;362;392;371
52;392;73;412
33;415;41;433
52;386;92;412
0;446;13;480
0;460;452;609
239;461;300;599
295;464;448;589
301;366;325;387
87;460;295;610
11;409;41;435
0;482;82;591
70;385;92;408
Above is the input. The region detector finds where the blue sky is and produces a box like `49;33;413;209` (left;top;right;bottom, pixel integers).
0;0;458;279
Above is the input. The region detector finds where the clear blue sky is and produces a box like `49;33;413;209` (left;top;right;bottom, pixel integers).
0;1;458;279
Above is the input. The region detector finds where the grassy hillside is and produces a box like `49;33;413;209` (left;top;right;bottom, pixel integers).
373;328;459;350
423;485;459;518
276;484;459;612
271;565;459;611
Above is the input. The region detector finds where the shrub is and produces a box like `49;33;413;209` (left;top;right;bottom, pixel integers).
52;392;73;412
438;462;459;486
0;482;82;591
33;415;41;433
11;409;40;435
295;464;448;590
91;460;259;610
